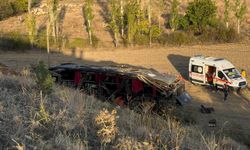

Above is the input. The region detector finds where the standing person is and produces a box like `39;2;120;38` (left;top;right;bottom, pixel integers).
212;71;217;92
223;83;229;101
241;69;246;78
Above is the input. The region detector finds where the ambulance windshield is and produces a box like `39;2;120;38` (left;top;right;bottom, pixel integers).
223;68;241;79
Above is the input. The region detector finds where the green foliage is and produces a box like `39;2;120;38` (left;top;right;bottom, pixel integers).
0;1;14;20
25;14;37;47
224;0;230;25
83;0;94;46
108;0;119;47
36;29;47;49
179;16;189;30
184;0;217;33
32;61;54;94
92;35;100;48
0;32;30;51
0;0;40;20
199;26;239;43
67;38;87;49
151;25;163;41
234;0;247;20
169;0;180;31
134;34;149;45
158;32;196;46
125;1;139;45
11;0;28;13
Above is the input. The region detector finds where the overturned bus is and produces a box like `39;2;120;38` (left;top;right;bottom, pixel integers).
49;63;190;109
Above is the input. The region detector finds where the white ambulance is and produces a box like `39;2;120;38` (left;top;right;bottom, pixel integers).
189;55;247;90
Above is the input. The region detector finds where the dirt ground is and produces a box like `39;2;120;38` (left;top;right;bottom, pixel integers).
1;43;250;145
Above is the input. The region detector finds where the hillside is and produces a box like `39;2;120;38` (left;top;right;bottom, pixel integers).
0;0;249;47
0;68;248;149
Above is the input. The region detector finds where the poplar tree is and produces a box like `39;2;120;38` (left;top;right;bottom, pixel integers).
120;0;124;37
47;0;59;45
169;0;179;31
224;0;230;28
46;0;52;66
234;0;247;34
83;0;94;46
26;0;37;48
147;0;152;47
126;1;138;45
108;0;119;47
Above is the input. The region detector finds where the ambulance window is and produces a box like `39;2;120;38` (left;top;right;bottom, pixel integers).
218;71;225;79
192;65;203;74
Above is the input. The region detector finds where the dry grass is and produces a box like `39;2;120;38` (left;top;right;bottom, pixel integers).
0;70;248;149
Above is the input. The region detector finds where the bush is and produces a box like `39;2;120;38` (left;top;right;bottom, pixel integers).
199;26;239;43
0;0;40;21
134;34;149;45
11;0;28;13
92;35;99;48
67;38;88;49
35;29;47;49
0;1;14;20
0;32;30;51
31;61;54;94
158;32;197;46
184;0;217;33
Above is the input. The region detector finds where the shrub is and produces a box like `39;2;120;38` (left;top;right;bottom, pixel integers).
67;38;87;49
0;32;30;51
31;61;54;94
11;0;28;13
0;1;14;20
199;26;239;43
151;25;163;42
35;29;47;49
158;32;196;46
92;35;99;48
134;34;149;45
0;0;40;21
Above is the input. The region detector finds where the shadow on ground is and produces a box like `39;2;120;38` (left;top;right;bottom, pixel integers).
167;54;190;79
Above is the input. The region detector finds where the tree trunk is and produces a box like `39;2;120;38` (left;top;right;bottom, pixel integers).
46;22;50;67
237;19;240;34
120;0;124;37
28;0;31;14
226;22;229;29
158;14;161;29
148;0;152;48
88;19;93;46
114;32;118;47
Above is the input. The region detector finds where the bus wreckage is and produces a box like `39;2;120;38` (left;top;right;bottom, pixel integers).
49;63;191;110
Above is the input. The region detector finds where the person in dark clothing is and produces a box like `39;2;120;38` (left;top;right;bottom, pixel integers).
223;84;229;101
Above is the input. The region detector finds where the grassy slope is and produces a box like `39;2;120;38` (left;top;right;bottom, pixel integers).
0;69;248;149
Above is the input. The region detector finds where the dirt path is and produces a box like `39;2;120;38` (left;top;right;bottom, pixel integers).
0;43;250;145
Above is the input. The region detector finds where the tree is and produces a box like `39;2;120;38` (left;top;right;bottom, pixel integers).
108;0;119;47
0;1;14;20
83;0;94;46
155;0;165;29
120;0;124;37
234;0;247;34
125;1;139;45
147;0;152;47
169;0;180;31
185;0;217;33
224;0;230;28
25;0;37;48
46;0;59;66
